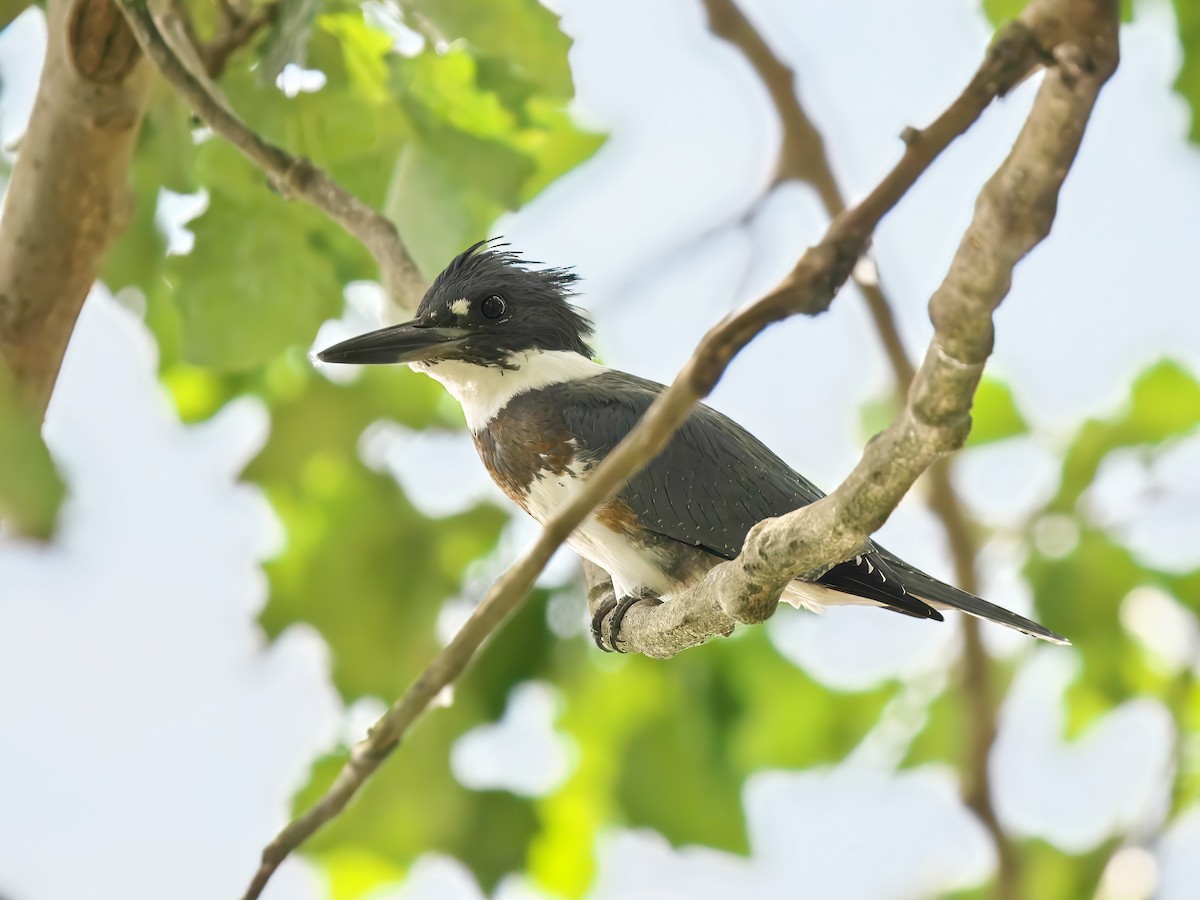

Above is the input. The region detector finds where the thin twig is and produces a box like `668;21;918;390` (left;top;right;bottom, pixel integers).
233;13;1087;897
203;0;278;79
155;0;237;116
161;0;275;81
113;0;426;309
927;472;1021;899
701;1;1020;893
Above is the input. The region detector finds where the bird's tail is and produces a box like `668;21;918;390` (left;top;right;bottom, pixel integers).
878;551;1069;645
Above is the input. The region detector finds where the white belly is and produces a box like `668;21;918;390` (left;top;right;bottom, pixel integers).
524;466;871;612
524;468;675;599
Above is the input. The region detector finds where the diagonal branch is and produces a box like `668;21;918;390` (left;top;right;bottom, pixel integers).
237;13;1083;898
701;0;917;383
700;2;1019;895
612;0;1117;648
112;0;426;309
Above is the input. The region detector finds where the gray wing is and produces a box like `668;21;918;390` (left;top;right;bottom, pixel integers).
557;372;939;619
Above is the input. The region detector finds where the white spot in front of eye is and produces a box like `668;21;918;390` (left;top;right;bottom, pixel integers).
450;298;470;317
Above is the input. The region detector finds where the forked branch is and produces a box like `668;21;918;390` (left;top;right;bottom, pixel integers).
699;3;1035;895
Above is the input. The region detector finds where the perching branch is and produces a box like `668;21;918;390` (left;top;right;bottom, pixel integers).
700;2;1018;894
610;0;1117;655
237;10;1096;896
0;0;150;416
112;0;426;309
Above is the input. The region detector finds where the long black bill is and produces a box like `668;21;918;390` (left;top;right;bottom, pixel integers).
316;320;469;365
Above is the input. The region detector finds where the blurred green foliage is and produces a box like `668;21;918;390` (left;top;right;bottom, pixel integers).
89;0;604;888
1177;0;1200;142
984;0;1198;140
1030;362;1200;725
982;0;1135;27
0;363;64;539
966;377;1028;446
267;330;1196;900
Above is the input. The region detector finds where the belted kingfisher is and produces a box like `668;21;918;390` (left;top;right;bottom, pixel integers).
318;241;1066;651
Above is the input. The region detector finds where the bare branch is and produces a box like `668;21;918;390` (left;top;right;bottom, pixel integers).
923;471;1025;900
611;0;1118;655
701;0;915;383
113;0;426;310
701;1;1022;892
0;0;150;416
237;13;1077;897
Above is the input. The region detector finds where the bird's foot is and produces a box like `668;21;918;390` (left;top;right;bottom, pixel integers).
589;590;662;653
608;592;662;652
590;595;618;652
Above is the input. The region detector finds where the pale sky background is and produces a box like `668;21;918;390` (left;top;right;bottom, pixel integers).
2;1;1200;899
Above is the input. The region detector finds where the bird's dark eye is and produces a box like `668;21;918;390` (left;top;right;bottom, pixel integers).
481;294;507;319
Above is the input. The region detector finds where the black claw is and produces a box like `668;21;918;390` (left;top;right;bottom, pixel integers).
590;595;618;652
606;592;663;653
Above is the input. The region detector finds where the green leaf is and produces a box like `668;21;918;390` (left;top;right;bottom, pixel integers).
858;394;896;442
980;0;1027;25
401;0;575;98
1004;360;1200;740
0;365;65;539
981;0;1133;26
101;175;166;299
1026;529;1143;707
218;19;410;208
966;376;1028;446
0;0;32;32
1174;0;1200;144
386;47;603;274
712;627;894;772
298;712;541;891
316;846;405;900
515;98;605;201
259;0;321;84
861;376;1027;450
1017;839;1114;899
397;47;520;139
247;366;507;698
534;627;894;895
317;11;395;104
386;137;530;277
613;656;749;853
532;658;682;896
96;2;615;887
103;83;197;356
166;161;343;371
1052;360;1200;512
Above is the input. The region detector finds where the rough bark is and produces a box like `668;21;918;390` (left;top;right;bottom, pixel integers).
698;3;1024;894
610;0;1118;656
